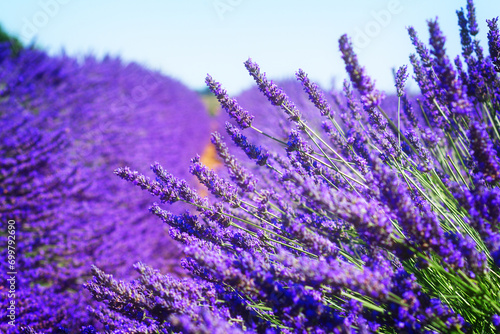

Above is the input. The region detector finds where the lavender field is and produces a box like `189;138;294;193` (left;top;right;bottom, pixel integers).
2;0;500;333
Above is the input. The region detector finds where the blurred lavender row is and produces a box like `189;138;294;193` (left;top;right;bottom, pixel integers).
0;42;211;332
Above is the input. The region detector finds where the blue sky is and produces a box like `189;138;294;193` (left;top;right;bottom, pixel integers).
0;0;499;95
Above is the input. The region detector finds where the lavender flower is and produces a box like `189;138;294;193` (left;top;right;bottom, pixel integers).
469;120;500;183
371;157;484;272
211;131;257;192
225;122;269;166
338;34;385;110
408;26;434;67
295;68;333;118
190;155;241;206
206;74;254;128
405;128;434;172
457;8;474;58
487;17;500;72
169;309;247;334
244;58;302;122
218;78;339;161
385;269;465;332
394;65;409;97
428;19;472;116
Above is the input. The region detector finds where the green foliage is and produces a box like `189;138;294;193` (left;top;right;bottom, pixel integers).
0;24;23;56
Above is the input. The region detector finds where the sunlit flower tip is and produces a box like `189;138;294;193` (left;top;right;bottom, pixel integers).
394;65;409;97
205;74;254;128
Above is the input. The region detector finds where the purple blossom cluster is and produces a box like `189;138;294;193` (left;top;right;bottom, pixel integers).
215;76;342;169
85;1;500;333
0;41;210;332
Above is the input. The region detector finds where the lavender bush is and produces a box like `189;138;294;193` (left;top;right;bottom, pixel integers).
64;56;212;279
0;41;210;332
85;1;500;332
0;106;96;331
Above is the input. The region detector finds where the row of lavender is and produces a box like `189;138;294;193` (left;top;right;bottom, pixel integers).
83;1;500;333
0;43;211;332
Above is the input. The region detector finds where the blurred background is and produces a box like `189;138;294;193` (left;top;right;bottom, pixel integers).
1;0;499;96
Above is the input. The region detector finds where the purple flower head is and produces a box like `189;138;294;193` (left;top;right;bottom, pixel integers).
338;34;384;110
371;157;484;272
386;269;466;331
405;128;433;172
337;38;401;159
218;78;338;160
169;309;247;334
244;58;302;122
190;155;241;206
211;132;257;192
225;122;269;166
469;121;500;183
149;203;260;252
456;8;473;58
487;17;500;72
466;0;479;36
295;68;332;118
142;162;233;227
402;94;418;128
407;26;433;67
85;262;224;332
115;166;172;202
428;18;472;116
394;65;409;97
206;74;254;128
